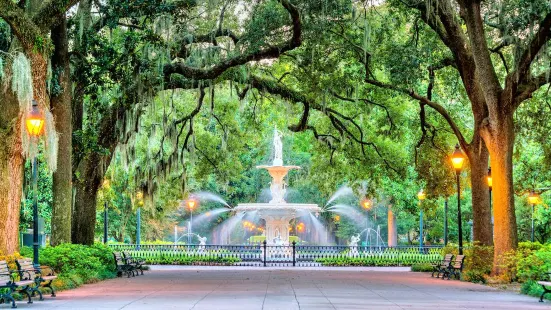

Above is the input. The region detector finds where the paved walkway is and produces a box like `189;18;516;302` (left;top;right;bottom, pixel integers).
6;267;549;310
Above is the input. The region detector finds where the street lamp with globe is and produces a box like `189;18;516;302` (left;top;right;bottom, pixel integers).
26;100;45;268
450;144;466;255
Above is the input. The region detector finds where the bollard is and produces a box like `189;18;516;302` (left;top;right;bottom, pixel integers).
263;240;267;267
292;241;296;267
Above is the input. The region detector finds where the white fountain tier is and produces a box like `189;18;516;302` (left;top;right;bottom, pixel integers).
235;201;320;245
234;128;322;245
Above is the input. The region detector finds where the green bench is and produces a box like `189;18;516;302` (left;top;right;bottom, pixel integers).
114;252;136;277
0;260;35;308
538;272;551;302
15;258;57;300
431;254;453;278
442;255;465;280
122;251;147;276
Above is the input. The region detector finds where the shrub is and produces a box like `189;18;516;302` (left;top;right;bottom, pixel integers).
411;263;434;272
462;244;493;283
0;252;24;270
18;243;116;292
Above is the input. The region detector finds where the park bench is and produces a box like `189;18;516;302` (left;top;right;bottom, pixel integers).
537;272;551;302
114;252;136;278
0;260;35;308
431;254;454;278
442;255;465;280
122;251;146;275
15;258;57;300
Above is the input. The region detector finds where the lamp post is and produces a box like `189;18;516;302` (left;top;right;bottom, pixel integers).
417;189;426;252
487;167;493;236
102;179;110;244
451;144;466;255
136;191;143;249
26;100;45;268
361;198;372;249
444;197;448;245
528;191;540;242
186;197;197;245
103;202;108;244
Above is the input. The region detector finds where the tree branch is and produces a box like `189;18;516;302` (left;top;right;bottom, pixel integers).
514;12;551;86
164;0;301;81
365;78;469;152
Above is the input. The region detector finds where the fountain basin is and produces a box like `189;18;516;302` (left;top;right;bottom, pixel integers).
235;203;322;245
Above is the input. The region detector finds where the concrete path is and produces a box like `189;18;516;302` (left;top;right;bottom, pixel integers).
5;267;549;310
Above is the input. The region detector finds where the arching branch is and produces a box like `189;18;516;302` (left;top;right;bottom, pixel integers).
365;78;470;153
164;0;301;81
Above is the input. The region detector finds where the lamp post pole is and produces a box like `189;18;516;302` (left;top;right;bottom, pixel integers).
531;202;535;243
103;202;108;244
188;211;193;245
419;210;423;252
444;198;448;245
32;156;39;268
456;171;463;254
136;207;141;249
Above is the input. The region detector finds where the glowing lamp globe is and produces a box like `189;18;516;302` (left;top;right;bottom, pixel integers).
417;189;426;201
187;198;197;210
451;144;465;171
361;198;372;210
487;168;492;189
26;100;44;137
528;191;540;205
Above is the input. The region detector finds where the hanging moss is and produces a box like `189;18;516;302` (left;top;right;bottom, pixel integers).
0;56;3;80
11;52;33;107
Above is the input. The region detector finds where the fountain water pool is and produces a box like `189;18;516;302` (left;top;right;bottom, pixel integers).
234;128;322;245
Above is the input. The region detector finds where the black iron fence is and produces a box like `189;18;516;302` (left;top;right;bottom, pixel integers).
110;243;444;267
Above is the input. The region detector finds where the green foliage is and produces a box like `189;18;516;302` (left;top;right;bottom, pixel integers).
316;250;441;267
462;245;494;283
411;263;434;272
20;151;53;233
521;280;551;301
121;249;241;265
21;243;116;291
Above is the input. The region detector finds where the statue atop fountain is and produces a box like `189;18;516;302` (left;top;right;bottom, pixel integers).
273;127;283;166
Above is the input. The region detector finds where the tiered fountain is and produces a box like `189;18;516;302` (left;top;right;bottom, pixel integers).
234;128;321;245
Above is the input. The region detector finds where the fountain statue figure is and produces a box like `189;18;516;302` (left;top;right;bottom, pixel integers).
197;235;207;251
273;127;283;166
349;234;360;257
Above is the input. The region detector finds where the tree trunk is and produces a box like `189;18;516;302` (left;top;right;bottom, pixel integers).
72;154;103;245
468;137;493;246
484;112;517;274
50;15;72;246
0;90;23;255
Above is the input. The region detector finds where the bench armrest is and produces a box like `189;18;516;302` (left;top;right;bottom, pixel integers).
38;265;56;276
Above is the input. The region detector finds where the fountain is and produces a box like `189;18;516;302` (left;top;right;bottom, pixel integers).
234;128;322;245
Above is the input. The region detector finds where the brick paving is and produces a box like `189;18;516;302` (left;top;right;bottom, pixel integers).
6;266;549;310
